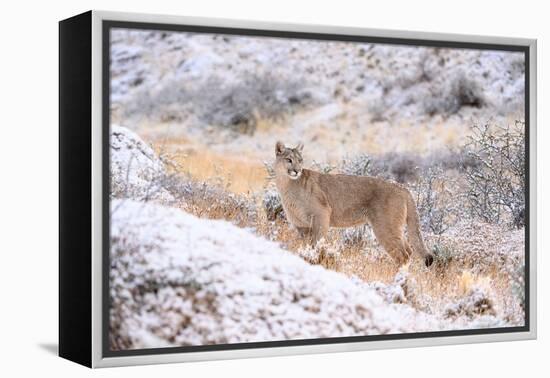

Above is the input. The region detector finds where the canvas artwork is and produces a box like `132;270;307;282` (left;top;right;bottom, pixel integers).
106;25;528;354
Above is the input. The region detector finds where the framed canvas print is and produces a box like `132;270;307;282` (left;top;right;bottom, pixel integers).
59;10;537;368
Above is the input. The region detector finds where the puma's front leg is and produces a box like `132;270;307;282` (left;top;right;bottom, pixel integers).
294;226;312;245
296;226;311;237
311;210;330;245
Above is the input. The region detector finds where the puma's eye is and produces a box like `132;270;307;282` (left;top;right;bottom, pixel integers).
286;158;292;163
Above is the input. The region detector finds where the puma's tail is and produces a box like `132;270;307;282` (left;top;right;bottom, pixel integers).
406;193;434;267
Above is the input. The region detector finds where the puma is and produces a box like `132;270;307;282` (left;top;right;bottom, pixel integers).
274;141;434;267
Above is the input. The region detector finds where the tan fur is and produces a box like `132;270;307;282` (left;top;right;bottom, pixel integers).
274;141;434;267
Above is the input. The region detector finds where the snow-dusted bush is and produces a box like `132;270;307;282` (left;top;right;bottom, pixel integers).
110;125;174;203
430;240;457;268
110;199;443;349
182;180;257;226
380;154;422;183
423;71;485;116
445;286;496;319
295;238;342;269
340;225;371;248
368;281;406;305
368;267;429;311
295;243;322;265
262;188;284;221
425;220;525;275
410;165;460;235
340;154;373;177
443;271;516;323
310;160;337;174
462;121;526;228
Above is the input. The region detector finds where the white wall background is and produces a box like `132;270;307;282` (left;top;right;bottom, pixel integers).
0;0;545;376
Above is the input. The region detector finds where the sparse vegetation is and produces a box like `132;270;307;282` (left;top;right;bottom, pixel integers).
462;121;526;228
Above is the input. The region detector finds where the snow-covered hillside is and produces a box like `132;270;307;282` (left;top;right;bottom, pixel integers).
110;29;525;126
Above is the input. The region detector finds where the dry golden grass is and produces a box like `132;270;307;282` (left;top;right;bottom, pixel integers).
152;139;268;194
174;150;266;194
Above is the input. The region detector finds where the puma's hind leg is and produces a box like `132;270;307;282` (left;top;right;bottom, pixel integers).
368;209;410;265
375;231;410;265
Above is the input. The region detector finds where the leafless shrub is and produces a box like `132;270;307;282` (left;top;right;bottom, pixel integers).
410;166;460;235
462;121;525;228
423;71;485;116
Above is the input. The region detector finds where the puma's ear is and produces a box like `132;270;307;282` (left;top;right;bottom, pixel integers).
275;141;285;156
296;142;304;153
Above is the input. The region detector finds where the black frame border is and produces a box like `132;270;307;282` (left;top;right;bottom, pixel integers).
102;19;531;359
59;11;93;367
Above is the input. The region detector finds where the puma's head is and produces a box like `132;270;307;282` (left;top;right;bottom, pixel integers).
275;141;304;180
